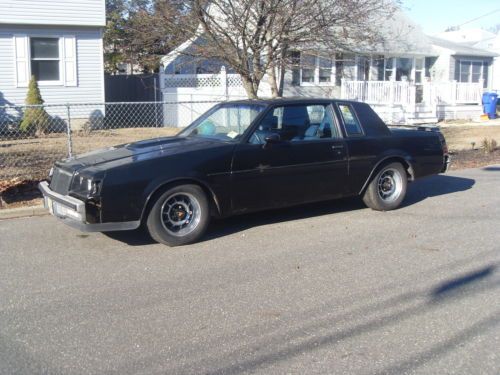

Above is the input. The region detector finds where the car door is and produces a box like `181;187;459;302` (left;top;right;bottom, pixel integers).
230;103;349;213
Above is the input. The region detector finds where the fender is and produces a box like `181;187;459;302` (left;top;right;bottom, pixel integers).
139;176;223;222
358;152;416;195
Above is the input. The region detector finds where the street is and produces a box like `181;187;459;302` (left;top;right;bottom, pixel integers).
0;166;499;374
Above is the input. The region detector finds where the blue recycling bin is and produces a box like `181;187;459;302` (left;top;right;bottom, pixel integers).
482;92;498;119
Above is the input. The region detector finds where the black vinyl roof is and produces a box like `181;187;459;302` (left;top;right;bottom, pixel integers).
223;97;358;106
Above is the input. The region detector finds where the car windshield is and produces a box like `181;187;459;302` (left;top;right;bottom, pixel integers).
179;103;265;141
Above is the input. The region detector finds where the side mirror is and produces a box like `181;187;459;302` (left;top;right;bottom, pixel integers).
263;133;281;149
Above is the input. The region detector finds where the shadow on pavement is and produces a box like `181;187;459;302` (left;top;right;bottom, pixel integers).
483;166;500;171
103;227;156;246
205;174;475;242
403;174;475;206
105;174;475;246
116;263;498;375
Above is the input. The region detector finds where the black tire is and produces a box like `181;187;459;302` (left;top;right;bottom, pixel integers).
146;184;210;246
362;162;407;211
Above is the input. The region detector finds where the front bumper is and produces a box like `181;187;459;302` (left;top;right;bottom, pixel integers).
38;181;140;232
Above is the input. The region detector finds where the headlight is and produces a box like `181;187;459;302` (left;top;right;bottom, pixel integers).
70;174;101;196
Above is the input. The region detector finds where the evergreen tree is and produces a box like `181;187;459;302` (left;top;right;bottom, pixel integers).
20;76;50;135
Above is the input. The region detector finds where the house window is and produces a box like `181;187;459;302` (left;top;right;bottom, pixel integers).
383;57;425;82
30;37;60;81
414;58;424;83
301;54;316;83
319;57;332;83
384;58;394;81
459;60;488;87
396;58;412;81
300;54;333;85
356;56;370;81
290;51;301;86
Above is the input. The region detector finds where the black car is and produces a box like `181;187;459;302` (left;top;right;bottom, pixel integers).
39;98;449;246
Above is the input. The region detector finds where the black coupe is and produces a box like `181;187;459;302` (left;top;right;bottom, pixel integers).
40;98;449;246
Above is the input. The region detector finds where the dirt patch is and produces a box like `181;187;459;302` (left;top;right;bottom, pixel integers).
441;125;500;151
449;149;500;171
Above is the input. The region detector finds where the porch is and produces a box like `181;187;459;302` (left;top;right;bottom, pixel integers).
159;69;486;126
340;80;485;124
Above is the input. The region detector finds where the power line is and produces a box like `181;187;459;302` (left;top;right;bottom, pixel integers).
458;8;500;28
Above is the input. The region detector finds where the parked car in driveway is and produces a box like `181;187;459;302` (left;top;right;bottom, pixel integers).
39;98;450;246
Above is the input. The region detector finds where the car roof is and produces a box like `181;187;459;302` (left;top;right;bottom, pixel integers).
223;97;358;106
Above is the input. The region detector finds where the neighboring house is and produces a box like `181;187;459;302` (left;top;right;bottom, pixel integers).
436;28;500;91
160;10;498;126
0;0;106;111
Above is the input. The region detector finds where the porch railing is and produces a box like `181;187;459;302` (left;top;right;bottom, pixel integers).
341;80;483;106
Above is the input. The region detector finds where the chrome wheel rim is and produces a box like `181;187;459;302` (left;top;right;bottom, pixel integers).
377;168;403;203
160;193;201;237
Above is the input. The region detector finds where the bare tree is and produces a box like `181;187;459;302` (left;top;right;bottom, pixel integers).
126;1;197;72
187;0;399;98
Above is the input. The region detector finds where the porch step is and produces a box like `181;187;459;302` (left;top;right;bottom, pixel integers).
406;116;439;125
406;109;438;125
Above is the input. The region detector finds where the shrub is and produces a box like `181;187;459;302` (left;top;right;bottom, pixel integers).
19;76;50;135
481;138;498;154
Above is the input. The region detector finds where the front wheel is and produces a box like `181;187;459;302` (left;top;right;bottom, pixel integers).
146;184;210;246
362;162;407;211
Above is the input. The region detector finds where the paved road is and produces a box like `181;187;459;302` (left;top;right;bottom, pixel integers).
0;166;499;375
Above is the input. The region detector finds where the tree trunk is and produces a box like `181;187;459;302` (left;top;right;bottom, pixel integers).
241;76;259;99
268;66;279;98
277;46;289;97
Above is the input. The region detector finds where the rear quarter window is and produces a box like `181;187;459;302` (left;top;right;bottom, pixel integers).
338;104;364;137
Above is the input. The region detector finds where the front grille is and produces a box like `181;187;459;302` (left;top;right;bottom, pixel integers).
49;167;73;195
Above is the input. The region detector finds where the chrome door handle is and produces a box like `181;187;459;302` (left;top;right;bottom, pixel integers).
331;145;344;150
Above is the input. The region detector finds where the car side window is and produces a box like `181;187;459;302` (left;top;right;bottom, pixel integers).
338;104;364;136
249;104;339;144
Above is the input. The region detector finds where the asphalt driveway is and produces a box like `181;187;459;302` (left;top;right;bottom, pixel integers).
0;166;499;375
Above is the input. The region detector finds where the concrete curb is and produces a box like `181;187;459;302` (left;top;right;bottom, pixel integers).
0;205;47;220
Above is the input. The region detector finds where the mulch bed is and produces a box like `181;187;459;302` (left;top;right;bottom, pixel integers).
1;149;499;211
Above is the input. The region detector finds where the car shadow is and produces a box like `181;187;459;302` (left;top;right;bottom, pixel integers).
402;174;475;207
104;174;475;246
482;166;500;171
204;174;475;243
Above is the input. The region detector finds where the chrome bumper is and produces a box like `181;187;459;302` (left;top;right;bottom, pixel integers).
38;181;139;232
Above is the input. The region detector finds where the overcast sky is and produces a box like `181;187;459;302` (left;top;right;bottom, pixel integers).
401;0;500;35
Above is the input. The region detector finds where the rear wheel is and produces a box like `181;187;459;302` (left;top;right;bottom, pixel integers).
146;184;210;246
362;162;407;211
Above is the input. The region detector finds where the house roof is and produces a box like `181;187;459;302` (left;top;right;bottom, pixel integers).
352;10;437;56
429;36;498;57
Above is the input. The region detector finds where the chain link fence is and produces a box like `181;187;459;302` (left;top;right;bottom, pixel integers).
0;100;222;183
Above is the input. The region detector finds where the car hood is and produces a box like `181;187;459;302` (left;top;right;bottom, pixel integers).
55;136;226;173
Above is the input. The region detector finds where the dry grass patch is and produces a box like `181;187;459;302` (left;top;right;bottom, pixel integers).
441;126;500;151
0;127;180;181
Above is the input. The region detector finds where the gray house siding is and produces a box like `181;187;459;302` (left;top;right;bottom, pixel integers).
0;25;104;107
0;0;105;27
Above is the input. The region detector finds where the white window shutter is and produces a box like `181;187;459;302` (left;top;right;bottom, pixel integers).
63;36;77;86
14;35;30;87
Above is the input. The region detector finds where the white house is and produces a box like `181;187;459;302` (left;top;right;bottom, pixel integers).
435;28;500;91
160;10;498;126
0;0;106;110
